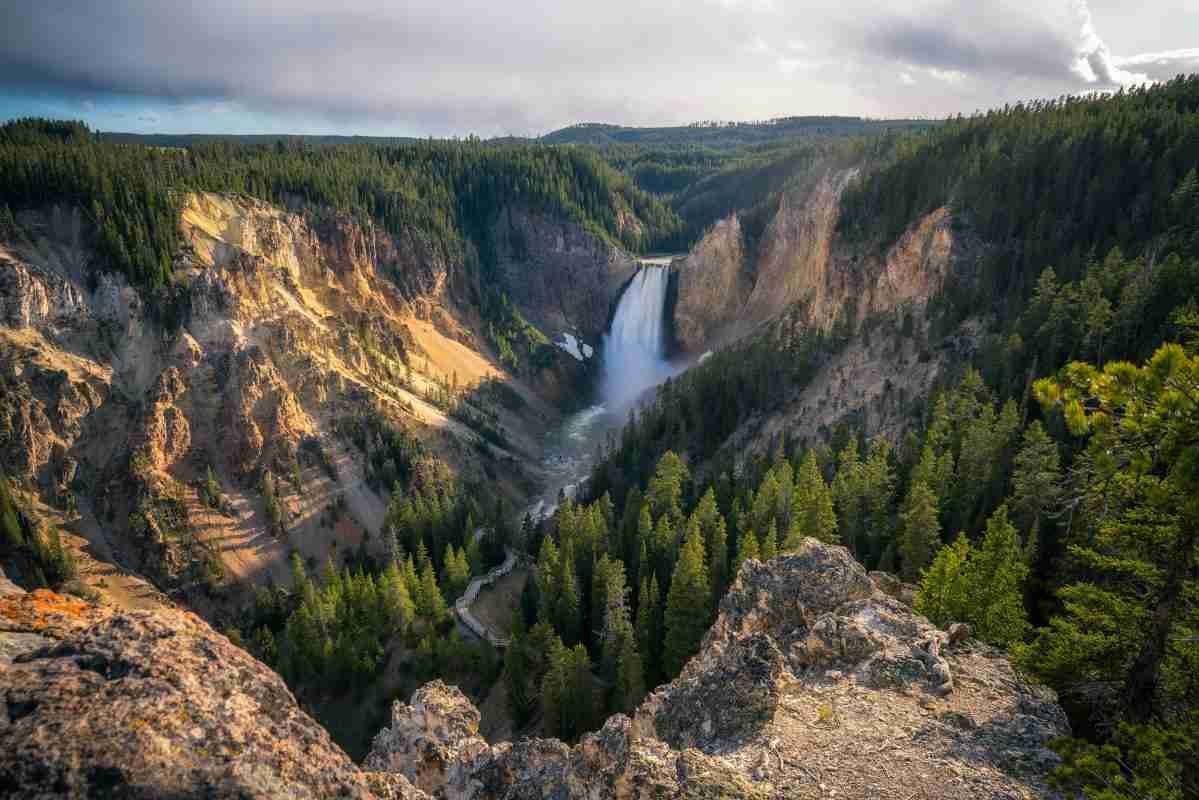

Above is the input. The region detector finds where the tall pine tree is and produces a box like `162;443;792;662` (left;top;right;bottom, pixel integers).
662;523;710;679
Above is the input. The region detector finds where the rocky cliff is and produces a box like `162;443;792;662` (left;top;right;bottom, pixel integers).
0;193;604;610
672;168;977;353
491;206;639;344
0;585;423;799
670;165;988;465
0;539;1068;799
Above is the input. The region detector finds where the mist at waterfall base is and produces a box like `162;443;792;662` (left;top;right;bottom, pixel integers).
600;266;679;415
524;265;683;521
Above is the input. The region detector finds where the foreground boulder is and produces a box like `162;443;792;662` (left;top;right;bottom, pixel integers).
367;538;1070;799
2;539;1068;799
0;589;423;799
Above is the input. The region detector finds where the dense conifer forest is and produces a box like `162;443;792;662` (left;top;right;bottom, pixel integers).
533;77;1199;795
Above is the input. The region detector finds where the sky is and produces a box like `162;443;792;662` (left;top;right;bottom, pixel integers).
1;0;1197;138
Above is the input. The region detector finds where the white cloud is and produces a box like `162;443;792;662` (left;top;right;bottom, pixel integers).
1071;0;1148;84
1110;47;1199;81
0;0;1194;135
928;68;967;85
777;57;803;75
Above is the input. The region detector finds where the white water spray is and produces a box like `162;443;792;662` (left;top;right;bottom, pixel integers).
601;266;675;414
523;262;682;522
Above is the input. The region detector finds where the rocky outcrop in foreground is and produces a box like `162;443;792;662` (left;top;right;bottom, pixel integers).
1;540;1068;799
0;588;422;799
369;537;1067;799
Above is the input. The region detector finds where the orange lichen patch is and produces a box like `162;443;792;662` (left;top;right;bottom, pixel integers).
0;589;110;638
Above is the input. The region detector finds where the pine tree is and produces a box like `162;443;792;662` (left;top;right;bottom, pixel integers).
1009;421;1062;547
203;466;223;510
401;555;420;602
635;573;661;689
759;519;778;560
1024;344;1199;724
897;481;942;582
600;573;643;714
541;641;596;742
913;506;1028;649
261;469;284;535
561;644;599;741
636;503;654;574
535;534;560;625
652;513;676;579
555;554;582;645
914;533;972;628
858;438;896;565
289;552;314;604
662;524;710;679
379;561;415;633
733;519;760;574
441;544;471;601
539;636;568;738
647;451;689;520
910;444;953;520
416;560;448;624
613;631;646;714
384;524;402;567
689;489;730;600
831;439;863;554
788;450;838;546
619;487;644;581
592;554;625;654
504;612;536;727
962;504;1029;647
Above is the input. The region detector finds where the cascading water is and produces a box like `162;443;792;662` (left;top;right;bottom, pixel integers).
600;266;674;414
525;261;682;521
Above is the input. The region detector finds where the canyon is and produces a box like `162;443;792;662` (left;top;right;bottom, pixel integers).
0;144;1029;799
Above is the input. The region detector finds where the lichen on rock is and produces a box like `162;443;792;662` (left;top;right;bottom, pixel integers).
0;587;424;799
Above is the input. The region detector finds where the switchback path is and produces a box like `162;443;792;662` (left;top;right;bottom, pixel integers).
452;544;517;648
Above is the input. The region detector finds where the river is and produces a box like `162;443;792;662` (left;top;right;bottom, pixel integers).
523;255;687;521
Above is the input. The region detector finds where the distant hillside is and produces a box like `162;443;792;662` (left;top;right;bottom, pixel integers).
98;117;936;152
540;117;938;149
99;132;421;147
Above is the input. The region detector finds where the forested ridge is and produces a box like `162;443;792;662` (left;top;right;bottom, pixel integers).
540;116;936;149
840;76;1199;310
531;78;1199;797
0;118;682;294
583;136;869;250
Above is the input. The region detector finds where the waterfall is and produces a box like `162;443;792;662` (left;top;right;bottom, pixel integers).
523;263;680;523
601;266;674;414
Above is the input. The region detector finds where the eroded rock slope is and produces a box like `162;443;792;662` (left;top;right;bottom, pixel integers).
0;194;610;611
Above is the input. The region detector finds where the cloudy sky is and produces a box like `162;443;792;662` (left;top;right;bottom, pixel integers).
1;0;1197;137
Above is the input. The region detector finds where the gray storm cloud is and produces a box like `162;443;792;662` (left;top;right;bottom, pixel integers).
0;0;1195;133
